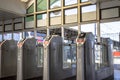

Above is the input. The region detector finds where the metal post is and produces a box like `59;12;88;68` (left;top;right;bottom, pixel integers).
12;18;14;40
34;0;37;38
22;17;25;39
77;43;84;80
119;32;120;51
43;46;49;80
2;20;4;41
17;43;23;80
61;27;64;41
47;28;50;36
96;2;100;42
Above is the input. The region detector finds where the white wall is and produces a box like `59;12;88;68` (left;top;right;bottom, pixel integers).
0;0;26;16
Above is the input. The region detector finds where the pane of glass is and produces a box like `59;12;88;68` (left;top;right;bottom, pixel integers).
95;44;102;70
3;33;12;40
36;31;46;67
37;0;47;11
100;21;120;41
37;13;47;27
71;45;76;64
24;31;34;38
27;4;34;14
63;45;71;68
65;8;77;23
37;46;44;67
65;0;77;6
95;43;108;70
25;16;34;28
25;16;34;22
50;0;61;9
81;23;97;36
13;32;22;41
50;11;61;25
0;34;2;42
81;0;88;2
81;5;96;21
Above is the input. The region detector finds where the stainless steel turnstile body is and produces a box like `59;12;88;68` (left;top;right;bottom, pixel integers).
17;38;43;80
43;35;76;80
76;32;95;80
0;40;17;80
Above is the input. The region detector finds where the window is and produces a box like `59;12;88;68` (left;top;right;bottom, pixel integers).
63;45;71;68
37;0;47;11
27;4;34;14
25;16;34;22
13;32;22;41
65;0;77;6
37;46;44;67
3;33;12;40
25;16;34;28
65;8;77;24
50;0;61;9
37;13;47;27
81;23;97;35
81;5;96;21
50;11;61;25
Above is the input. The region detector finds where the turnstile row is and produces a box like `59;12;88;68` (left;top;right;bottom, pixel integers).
0;33;114;80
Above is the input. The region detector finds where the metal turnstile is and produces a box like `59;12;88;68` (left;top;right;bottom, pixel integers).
76;32;95;80
17;38;43;80
43;35;63;80
43;35;76;80
0;40;17;80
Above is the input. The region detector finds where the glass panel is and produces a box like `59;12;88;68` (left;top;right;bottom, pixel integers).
24;31;34;38
13;32;22;41
37;46;44;67
95;44;108;70
25;16;34;28
63;45;71;68
37;0;47;11
0;34;2;42
37;13;47;27
3;33;12;40
81;23;97;36
50;0;61;9
50;11;61;25
27;4;34;14
25;16;34;22
65;0;77;6
81;0;88;2
36;31;46;67
81;5;96;21
65;8;77;24
71;44;76;68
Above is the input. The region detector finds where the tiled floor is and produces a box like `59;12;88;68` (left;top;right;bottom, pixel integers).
114;70;120;80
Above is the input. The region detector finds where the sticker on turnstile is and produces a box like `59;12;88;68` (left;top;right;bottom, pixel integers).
17;42;23;48
76;38;85;44
43;41;49;47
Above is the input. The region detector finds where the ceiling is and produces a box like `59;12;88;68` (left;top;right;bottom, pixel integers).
0;10;22;21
